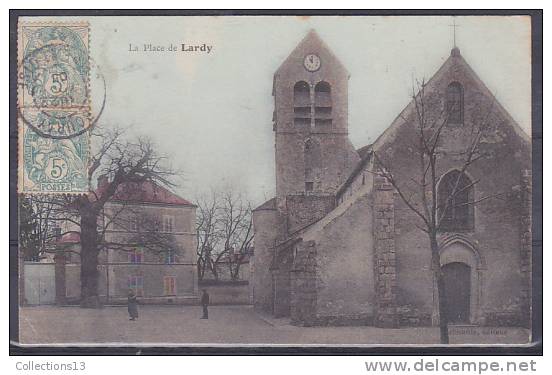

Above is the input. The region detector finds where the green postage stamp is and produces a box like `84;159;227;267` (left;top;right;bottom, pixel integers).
17;22;91;194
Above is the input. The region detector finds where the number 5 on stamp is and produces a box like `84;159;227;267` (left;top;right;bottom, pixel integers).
17;22;91;194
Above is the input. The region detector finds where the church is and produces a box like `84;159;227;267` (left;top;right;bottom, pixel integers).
250;30;531;328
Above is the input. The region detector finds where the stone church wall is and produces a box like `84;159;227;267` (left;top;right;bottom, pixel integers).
273;31;350;136
373;50;531;326
302;193;376;325
390;154;530;327
273;31;360;197
393;196;435;325
373;176;399;327
336;161;373;206
285;194;335;234
290;240;317;324
251;205;283;313
273;259;292;318
255;32;532;329
519;169;532;328
275;133;360;196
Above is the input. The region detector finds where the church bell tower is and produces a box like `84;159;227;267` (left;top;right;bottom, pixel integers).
272;30;359;198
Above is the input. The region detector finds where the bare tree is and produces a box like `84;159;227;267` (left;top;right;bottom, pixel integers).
219;190;254;280
28;127;179;307
195;190;222;280
371;79;500;344
19;195;59;261
195;188;254;281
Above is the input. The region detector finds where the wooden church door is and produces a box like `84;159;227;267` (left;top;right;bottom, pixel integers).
442;262;471;324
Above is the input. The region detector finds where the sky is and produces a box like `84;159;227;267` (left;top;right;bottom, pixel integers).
28;16;532;205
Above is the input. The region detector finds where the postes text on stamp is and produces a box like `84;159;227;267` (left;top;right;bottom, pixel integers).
17;22;91;194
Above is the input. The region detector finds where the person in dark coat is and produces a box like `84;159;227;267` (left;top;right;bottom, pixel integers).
200;289;210;319
128;289;139;321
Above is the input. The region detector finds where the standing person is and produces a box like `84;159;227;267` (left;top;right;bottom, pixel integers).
200;289;210;319
128;289;139;321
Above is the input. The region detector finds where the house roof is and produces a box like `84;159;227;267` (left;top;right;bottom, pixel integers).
56;232;80;244
94;179;194;207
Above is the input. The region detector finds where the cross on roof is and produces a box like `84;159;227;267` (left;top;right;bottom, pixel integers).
449;17;460;47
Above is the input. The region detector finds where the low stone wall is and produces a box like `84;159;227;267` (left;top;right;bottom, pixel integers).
202;261;250;283
198;280;251;305
97;295;199;306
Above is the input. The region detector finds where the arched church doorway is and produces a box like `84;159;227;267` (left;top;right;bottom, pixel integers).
433;238;484;326
442;262;471;324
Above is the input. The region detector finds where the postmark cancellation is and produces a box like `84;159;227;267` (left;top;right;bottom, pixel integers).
17;22;91;194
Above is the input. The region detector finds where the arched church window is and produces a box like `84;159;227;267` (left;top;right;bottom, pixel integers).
446;82;464;124
294;81;311;126
438;170;474;231
314;81;332;127
304;138;322;191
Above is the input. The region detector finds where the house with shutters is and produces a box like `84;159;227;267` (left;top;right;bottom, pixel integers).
55;177;198;304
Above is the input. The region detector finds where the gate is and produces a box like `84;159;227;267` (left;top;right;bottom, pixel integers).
23;262;56;305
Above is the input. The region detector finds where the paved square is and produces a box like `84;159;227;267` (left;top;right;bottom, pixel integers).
18;306;530;346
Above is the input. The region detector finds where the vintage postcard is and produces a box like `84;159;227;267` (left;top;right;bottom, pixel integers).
13;13;537;349
17;22;91;194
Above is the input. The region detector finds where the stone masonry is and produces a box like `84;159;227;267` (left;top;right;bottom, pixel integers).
520;169;532;327
253;30;531;330
373;175;398;328
290;240;317;325
272;265;291;318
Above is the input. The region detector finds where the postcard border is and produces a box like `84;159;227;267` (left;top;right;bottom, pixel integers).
8;8;543;356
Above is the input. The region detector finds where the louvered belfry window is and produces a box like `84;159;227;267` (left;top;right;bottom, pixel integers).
293;81;311;127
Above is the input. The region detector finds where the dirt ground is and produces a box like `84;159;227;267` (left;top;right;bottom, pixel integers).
17;305;531;346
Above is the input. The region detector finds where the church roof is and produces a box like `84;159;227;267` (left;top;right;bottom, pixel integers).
336;45;530;205
274;29;349;77
371;46;530;152
253;197;277;211
356;144;372;160
336;146;373;199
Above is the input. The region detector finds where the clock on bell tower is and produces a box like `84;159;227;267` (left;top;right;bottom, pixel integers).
303;54;321;72
271;30;360;198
